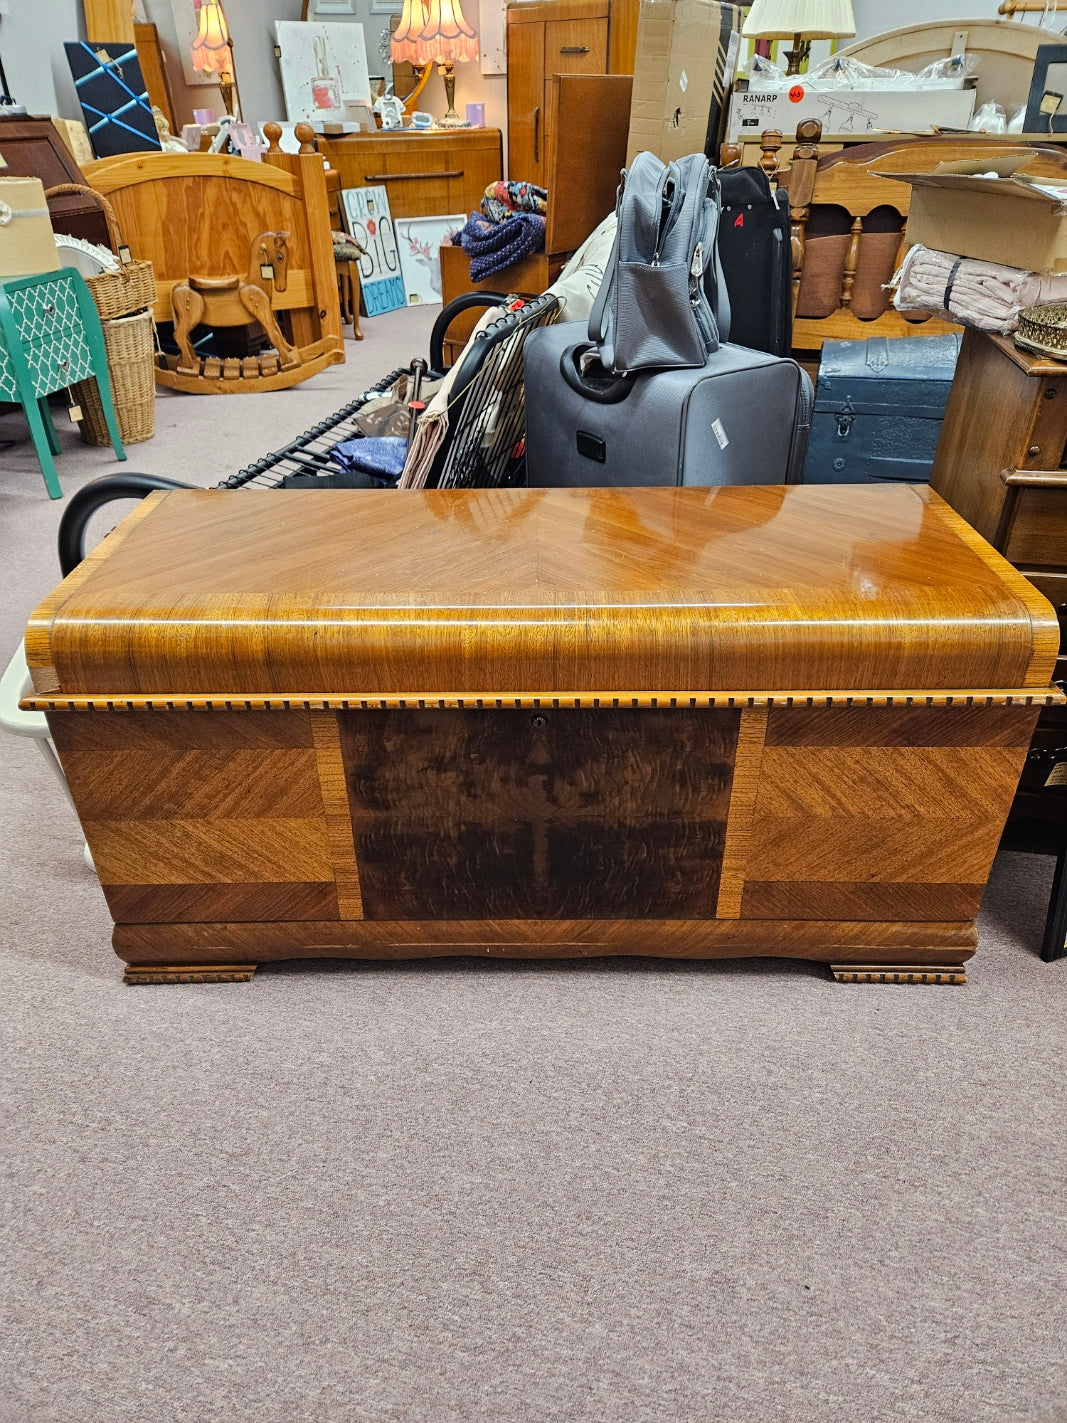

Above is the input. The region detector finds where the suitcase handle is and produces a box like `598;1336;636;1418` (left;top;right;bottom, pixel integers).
559;342;634;405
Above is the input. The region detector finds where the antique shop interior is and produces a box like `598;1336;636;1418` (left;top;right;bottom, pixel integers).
2;1;1066;1419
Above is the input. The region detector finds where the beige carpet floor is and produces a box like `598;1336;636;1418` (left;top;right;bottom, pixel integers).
1;312;1065;1423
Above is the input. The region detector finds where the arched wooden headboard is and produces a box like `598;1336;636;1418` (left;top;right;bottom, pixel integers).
836;18;1049;114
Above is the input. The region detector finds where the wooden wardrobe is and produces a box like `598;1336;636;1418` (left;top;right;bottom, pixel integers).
506;0;638;185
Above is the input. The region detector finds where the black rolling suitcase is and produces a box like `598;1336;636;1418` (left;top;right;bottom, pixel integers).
714;166;792;357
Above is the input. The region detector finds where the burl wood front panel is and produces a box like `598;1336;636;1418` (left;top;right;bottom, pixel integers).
48;701;1037;938
339;709;739;920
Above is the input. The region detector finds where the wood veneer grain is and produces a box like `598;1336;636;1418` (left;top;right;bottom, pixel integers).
1003;487;1067;567
26;486;1057;700
26;492;165;695
111;916;978;965
48;708;316;752
715;706;767;919
62;749;323;820
764;704;1039;747
340;708;738;920
311;711;364;920
739;881;986;922
28;483;1055;978
83;817;334;887
102;882;339;925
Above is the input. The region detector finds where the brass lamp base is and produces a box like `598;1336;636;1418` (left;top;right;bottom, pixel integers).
437;61;465;127
783;33;811;77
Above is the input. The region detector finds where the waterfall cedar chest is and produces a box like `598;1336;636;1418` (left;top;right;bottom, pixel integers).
22;484;1060;985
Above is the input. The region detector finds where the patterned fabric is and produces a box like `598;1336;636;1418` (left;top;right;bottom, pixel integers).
459;212;546;282
481;180;548;224
331;230;367;263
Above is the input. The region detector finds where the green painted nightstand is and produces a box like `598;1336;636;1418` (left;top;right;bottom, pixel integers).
0;268;125;499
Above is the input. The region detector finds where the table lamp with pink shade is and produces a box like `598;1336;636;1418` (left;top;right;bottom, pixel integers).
191;0;241;120
391;0;479;128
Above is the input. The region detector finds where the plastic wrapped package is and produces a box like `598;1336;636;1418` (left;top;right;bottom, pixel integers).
746;52;979;93
970;102;1007;134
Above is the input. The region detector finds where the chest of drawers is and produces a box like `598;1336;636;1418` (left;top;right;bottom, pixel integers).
931;328;1067;959
0;268;124;498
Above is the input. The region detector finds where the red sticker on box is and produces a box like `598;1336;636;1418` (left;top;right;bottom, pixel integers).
789;85;805;103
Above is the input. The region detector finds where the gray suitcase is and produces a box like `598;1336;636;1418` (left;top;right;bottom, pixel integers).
802;334;962;484
524;321;812;488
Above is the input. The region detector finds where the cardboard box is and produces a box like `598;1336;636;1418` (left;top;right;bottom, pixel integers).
626;0;742;166
727;83;975;144
0;177;60;280
888;156;1067;274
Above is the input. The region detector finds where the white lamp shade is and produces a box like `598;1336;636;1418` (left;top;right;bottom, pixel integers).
742;0;855;40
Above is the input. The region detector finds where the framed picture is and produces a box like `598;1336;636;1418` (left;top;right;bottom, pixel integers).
395;214;466;305
1024;45;1067;135
341;185;407;316
276;20;372;125
64;42;163;158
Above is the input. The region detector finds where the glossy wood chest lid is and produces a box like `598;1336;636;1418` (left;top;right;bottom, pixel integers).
25;484;1060;704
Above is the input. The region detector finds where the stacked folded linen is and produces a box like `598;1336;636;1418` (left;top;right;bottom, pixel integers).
893;244;1067;333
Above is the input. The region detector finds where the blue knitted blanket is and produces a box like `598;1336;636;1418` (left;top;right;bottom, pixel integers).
458;211;546;282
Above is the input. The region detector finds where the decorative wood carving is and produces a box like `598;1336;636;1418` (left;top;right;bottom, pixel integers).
172;231;301;378
83;122;344;394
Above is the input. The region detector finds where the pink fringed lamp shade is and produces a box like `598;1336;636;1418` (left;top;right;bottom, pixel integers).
391;0;428;64
391;0;479;66
190;0;232;75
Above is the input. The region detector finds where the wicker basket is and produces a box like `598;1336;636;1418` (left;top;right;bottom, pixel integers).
1015;302;1067;363
44;183;156;320
74;310;156;445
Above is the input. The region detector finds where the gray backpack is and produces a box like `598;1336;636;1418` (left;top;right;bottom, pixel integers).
589;151;731;375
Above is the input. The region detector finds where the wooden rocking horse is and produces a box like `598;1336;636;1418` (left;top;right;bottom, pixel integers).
171;231;303;383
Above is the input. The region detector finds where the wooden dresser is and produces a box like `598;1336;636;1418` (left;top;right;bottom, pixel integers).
506;0;638;186
23;483;1059;985
316;129;502;220
0;115;112;250
930;329;1067;959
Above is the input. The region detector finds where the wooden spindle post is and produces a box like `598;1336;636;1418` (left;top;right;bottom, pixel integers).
842;216;863;310
786;120;821;314
758;129;783;179
295;122;319;156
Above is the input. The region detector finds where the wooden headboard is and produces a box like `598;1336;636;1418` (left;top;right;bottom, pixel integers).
757;125;1067;355
83;143;343;388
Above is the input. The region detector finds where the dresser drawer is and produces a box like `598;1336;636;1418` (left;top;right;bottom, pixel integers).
23;324;95;397
323;132;502;221
1003;487;1067;567
5;273;82;347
